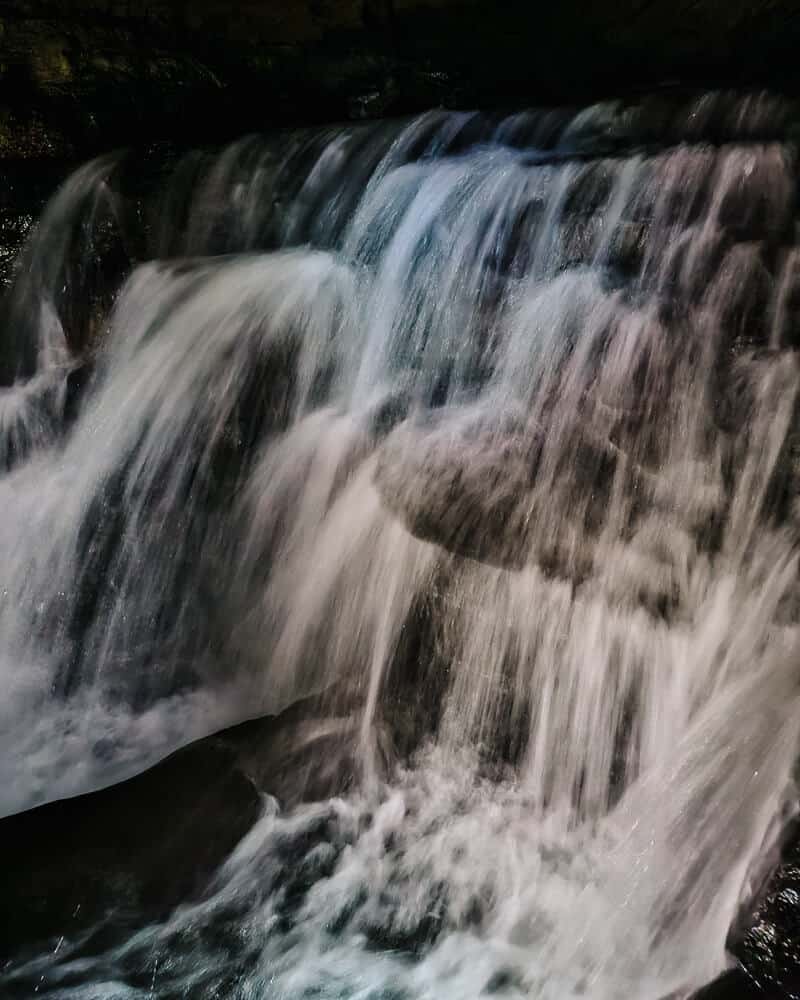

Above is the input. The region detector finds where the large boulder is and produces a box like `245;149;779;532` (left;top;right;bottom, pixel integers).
373;410;537;571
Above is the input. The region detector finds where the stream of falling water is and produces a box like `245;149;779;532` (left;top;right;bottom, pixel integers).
2;91;800;998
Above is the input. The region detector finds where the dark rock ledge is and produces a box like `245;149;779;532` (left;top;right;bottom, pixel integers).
1;701;795;999
2;1;800;162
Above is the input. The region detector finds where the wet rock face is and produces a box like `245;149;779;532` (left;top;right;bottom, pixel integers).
733;828;800;999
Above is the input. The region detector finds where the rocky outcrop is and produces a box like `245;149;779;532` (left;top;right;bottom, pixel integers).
0;1;800;163
374;411;537;571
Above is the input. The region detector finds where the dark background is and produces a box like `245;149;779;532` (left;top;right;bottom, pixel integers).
1;1;800;161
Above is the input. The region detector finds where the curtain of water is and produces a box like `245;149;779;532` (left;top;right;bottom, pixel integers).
1;91;799;999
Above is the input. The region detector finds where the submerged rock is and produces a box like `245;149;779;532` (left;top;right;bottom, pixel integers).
0;722;262;955
0;688;377;960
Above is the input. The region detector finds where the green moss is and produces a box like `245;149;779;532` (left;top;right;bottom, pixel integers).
29;37;73;88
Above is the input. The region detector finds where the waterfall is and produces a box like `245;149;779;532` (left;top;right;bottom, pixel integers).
1;91;799;999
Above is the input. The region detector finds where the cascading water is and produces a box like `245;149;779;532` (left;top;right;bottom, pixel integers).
2;90;800;999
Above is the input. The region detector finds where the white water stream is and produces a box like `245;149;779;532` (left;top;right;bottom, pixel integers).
1;92;799;998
